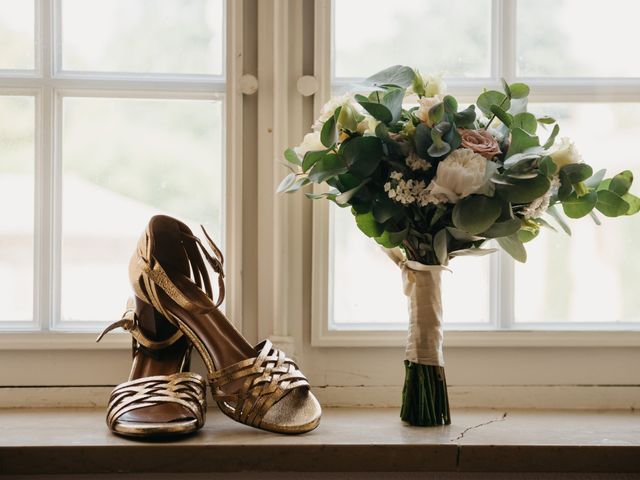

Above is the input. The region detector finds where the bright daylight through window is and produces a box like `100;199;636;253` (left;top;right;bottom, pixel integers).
329;0;640;330
0;0;225;330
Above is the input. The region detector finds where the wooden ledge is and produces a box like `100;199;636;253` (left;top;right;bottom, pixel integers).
0;408;639;474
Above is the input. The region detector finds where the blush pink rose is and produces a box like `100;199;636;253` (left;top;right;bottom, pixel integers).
459;128;502;159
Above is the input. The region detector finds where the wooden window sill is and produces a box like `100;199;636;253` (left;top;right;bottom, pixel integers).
0;408;638;475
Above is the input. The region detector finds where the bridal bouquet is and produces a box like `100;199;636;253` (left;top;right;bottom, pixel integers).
279;65;640;426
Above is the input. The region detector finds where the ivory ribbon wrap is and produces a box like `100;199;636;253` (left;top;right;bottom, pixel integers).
385;248;450;367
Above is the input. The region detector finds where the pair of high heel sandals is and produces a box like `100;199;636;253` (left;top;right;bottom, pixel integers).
97;215;321;437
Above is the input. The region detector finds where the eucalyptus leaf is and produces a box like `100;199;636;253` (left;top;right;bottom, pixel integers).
365;65;416;88
302;149;330;172
381;88;405;122
320;115;337;147
561;163;593;184
428;102;445;125
341;136;384;178
509;83;530;99
537;116;556;125
497;235;527;262
477;90;511;117
490;104;513;127
496;175;551;204
539;156;558;177
589;210;602;225
562;191;597;219
449;248;498;257
506;128;540;158
609;170;633;196
584;168;607;189
375;227;409;248
481;218;522;238
276;172;297;193
443;95;458;114
372;200;403;223
284;148;302;166
433;229;449;265
512;112;538;135
543;124;560;149
558;169;572;201
454;105;477;128
308;154;348;183
358;101;392;123
445;227;485;242
547;205;572;236
452;195;502;235
414;123;432;159
596;190;630;217
355;211;384;238
336;180;369;205
622;192;640;215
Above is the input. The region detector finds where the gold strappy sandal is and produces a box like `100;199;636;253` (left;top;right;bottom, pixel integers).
129;215;321;434
97;298;206;438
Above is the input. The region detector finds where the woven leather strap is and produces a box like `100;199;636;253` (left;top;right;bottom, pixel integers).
106;373;206;429
209;340;310;428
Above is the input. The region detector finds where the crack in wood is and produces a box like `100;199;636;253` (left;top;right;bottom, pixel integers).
453;412;508;441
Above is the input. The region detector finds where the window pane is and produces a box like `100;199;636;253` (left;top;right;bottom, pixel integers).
334;0;492;79
0;96;34;321
61;0;224;75
515;103;640;324
331;204;491;328
0;0;34;69
517;0;640;77
61;97;223;323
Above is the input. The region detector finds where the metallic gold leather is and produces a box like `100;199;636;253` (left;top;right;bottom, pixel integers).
107;373;206;432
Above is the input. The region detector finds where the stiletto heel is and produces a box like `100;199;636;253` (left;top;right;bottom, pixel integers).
129;215;321;434
97;297;206;438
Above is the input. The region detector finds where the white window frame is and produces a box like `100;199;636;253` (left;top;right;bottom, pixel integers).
310;0;640;347
0;0;244;347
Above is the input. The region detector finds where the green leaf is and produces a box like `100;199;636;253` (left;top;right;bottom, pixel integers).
336;180;368;205
512;112;538;135
372;200;403;223
506;128;540;158
443;95;458;114
381;88;405;122
584;168;607;189
284;148;301;166
543;124;560;149
546;205;572;236
562;191;597;219
496;175;551;204
539;156;558;177
341;136;384;178
558;169;572;201
509;83;530;99
537;116;556;125
414;123;431;159
589;210;602;225
276;173;297;193
517;227;539;243
622;193;640;215
320;115;337;147
477;90;511;117
596;190;630;217
454;105;476;128
501;78;512;98
452;195;502;235
497;235;527;262
609;170;633;196
307;154;348;183
428;126;451;158
561;163;593;184
357;101;392;123
490;104;513;127
428;102;445;125
481;218;522;238
433;229;449;265
302;149;329;172
365;65;416;88
355;211;384;238
446;227;484;242
374;226;409;248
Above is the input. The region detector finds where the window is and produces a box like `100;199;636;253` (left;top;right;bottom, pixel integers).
0;0;226;332
316;0;640;341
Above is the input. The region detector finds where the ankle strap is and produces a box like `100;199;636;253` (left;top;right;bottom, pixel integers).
96;302;183;350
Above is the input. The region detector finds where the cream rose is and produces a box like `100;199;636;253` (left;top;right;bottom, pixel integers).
426;148;489;203
294;131;324;157
312;93;355;132
414;94;444;126
356;115;380;136
459;128;502;159
549;137;582;169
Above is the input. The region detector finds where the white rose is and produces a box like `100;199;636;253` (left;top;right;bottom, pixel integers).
312;93;355;131
294;131;324;158
414;94;444;126
427;148;489;203
549;137;582;169
356;115;380;136
424;74;446;97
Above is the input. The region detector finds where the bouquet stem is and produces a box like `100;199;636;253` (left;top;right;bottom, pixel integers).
400;361;450;426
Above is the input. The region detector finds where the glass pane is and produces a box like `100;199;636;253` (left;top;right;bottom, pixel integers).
517;0;640;77
0;0;35;69
514;103;640;323
0;96;34;321
334;0;492;79
61;97;223;323
61;0;224;75
331;204;491;328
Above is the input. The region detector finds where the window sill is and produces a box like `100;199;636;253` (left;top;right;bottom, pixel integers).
0;407;638;474
312;328;640;348
0;332;130;350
